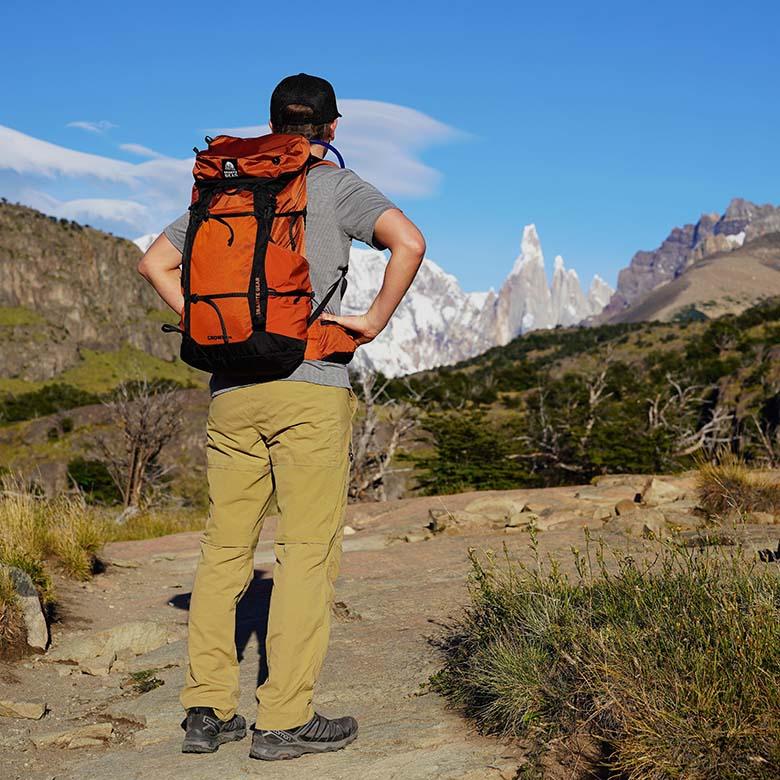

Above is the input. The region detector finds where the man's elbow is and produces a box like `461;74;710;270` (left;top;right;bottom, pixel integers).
402;230;426;263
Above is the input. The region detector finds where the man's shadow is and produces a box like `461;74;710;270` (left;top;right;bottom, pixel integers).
169;569;273;687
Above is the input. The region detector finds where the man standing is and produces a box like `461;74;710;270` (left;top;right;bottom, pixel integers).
138;73;425;761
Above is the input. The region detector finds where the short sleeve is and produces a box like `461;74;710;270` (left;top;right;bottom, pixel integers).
334;169;397;249
163;212;190;253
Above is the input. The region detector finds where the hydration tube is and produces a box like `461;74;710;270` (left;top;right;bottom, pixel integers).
310;140;345;168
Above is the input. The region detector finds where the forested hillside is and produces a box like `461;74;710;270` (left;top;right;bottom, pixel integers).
389;299;780;493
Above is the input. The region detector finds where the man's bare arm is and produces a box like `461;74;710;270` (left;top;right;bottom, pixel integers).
324;209;425;344
137;233;185;316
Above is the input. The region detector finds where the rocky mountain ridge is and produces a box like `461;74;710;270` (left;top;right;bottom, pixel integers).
0;203;177;384
599;198;780;321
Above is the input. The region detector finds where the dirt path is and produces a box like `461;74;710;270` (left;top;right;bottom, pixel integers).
2;477;776;779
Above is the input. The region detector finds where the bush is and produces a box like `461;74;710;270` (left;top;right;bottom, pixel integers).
47;496;104;580
433;538;780;778
67;458;121;505
0;478;54;602
697;455;780;517
0;476;205;607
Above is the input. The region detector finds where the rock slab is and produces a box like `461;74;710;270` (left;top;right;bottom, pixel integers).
0;698;46;720
46;621;180;675
32;722;113;749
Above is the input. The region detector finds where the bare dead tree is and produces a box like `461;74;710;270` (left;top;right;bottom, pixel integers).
579;358;613;450
349;370;418;502
96;379;183;510
513;351;615;474
673;407;734;457
646;373;733;458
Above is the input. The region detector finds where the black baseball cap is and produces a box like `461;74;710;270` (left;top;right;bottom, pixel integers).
270;73;342;126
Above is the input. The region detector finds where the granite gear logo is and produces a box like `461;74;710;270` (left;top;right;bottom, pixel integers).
222;159;239;178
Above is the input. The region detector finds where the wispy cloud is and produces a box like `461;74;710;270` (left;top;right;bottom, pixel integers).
66;120;118;134
0;100;462;237
0;125;137;181
119;143;166;159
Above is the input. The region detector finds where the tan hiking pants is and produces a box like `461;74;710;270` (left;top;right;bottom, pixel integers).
180;379;356;729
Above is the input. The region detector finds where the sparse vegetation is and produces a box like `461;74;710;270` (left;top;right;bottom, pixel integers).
0;305;44;327
125;669;165;694
433;538;780;778
0;346;204;412
104;508;203;542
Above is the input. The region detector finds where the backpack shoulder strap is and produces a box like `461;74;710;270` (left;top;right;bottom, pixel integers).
307;265;348;326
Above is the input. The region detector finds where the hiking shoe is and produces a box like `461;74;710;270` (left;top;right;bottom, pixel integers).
249;712;358;760
181;707;247;753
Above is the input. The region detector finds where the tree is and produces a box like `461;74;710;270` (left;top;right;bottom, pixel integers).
96;379;182;510
413;409;528;495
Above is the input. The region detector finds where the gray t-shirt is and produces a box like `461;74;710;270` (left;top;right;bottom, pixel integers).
163;163;396;395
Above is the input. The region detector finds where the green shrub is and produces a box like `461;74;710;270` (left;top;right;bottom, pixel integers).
67;458;121;505
433;538;780;778
412;410;530;494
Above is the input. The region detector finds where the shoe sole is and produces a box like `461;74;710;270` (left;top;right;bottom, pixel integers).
249;729;358;761
182;726;247;754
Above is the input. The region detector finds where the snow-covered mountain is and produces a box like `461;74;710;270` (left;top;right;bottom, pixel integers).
133;233;157;253
133;224;612;377
343;248;490;376
344;225;612;375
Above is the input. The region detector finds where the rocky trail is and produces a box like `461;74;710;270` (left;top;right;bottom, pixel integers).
2;475;778;780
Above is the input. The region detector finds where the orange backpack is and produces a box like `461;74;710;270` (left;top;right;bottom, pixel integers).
163;133;358;376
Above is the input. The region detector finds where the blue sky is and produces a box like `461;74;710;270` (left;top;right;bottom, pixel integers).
1;0;778;293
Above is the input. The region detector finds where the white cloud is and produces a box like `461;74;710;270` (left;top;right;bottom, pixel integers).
119;143;165;159
220;98;463;198
54;198;150;226
0;101;462;236
66;120;118;134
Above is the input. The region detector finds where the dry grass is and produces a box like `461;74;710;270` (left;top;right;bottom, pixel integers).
433;536;780;779
0;476;56;601
46;496;104;580
0;475;204;603
697;454;780;517
104;508;203;543
0;566;25;659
